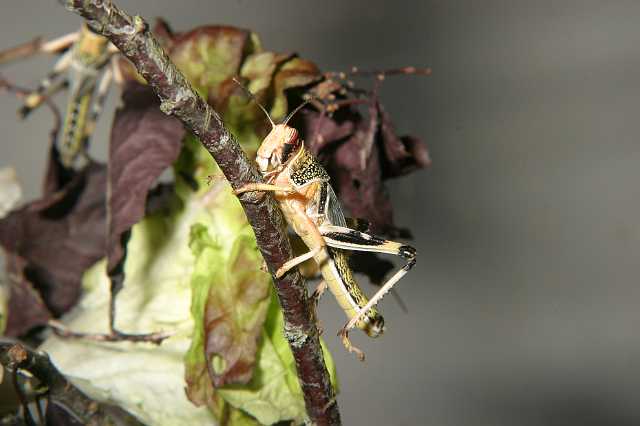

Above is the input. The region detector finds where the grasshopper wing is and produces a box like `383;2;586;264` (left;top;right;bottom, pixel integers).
324;183;347;227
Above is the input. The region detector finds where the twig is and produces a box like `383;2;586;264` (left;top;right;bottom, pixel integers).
58;1;340;424
48;319;174;343
0;341;145;425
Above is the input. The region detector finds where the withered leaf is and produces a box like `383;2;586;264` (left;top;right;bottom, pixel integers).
379;104;431;178
106;81;185;273
168;25;258;103
302;90;429;236
4;255;52;337
0;161;107;335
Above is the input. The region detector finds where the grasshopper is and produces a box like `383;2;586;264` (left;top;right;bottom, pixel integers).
234;83;417;360
17;24;121;168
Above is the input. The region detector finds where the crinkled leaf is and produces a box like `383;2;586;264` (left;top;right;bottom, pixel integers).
218;291;338;425
300;109;357;156
185;203;271;391
0;161;107;335
302;93;429;236
379;105;431;178
169;26;260;101
107;81;185;273
166;24;320;159
269;57;321;120
3;255;51;336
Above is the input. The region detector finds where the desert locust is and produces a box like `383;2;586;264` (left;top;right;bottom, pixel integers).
234;82;417;360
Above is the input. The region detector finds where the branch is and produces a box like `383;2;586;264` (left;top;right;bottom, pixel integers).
0;341;144;425
58;1;340;424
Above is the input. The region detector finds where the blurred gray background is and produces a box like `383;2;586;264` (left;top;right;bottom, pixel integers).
2;1;640;425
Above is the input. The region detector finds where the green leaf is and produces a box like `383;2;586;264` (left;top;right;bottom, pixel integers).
170;26;261;100
269;57;321;121
184;221;272;389
218;292;338;425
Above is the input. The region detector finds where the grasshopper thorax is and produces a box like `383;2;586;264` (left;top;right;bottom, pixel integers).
256;124;302;173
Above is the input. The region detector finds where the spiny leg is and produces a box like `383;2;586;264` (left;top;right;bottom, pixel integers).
319;224;417;332
346;256;415;331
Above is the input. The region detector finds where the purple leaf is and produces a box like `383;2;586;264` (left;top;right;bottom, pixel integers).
106;82;185;273
0;161;107;335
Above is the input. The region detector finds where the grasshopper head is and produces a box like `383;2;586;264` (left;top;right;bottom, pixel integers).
256;124;302;173
231;77;311;174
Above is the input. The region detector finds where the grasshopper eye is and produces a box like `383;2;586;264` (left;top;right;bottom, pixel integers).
281;138;301;163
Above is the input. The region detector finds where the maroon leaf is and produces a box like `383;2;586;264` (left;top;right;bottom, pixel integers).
300;109;357;156
301;85;429;236
379;104;431;178
4;255;52;336
106;81;185;274
0;161;108;335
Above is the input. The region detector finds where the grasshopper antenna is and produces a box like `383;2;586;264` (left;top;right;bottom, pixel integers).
232;77;275;128
282;97;314;126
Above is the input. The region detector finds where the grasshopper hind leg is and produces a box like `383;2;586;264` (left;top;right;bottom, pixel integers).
319;224;417;333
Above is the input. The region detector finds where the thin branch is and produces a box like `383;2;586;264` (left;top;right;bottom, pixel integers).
0;341;144;425
58;1;340;424
48;319;174;343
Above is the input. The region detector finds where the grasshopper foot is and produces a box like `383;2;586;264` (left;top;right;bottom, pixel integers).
338;327;365;361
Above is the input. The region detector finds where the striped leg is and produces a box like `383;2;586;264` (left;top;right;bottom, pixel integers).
20;49;73;117
319;224;417;332
84;66;113;137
